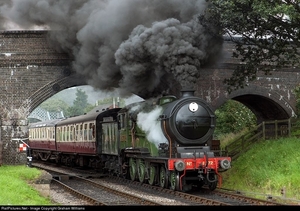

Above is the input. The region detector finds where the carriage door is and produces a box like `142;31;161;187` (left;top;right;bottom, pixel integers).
102;121;118;155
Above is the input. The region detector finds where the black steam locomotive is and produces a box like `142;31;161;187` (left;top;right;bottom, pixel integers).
28;90;231;192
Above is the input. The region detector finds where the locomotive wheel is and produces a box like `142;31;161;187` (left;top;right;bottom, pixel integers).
129;158;137;181
159;166;168;188
148;165;156;185
208;174;218;190
137;159;145;183
208;181;218;190
169;171;180;191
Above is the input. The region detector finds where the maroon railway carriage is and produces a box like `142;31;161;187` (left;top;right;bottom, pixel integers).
28;108;121;166
28;119;61;161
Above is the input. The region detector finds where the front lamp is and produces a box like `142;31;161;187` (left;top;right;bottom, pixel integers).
175;160;185;171
220;159;231;169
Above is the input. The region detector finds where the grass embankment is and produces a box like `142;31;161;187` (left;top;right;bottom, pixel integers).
0;165;54;205
221;137;300;200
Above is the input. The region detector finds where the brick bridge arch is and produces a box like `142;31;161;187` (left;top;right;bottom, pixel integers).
212;84;293;123
0;30;298;164
28;74;86;113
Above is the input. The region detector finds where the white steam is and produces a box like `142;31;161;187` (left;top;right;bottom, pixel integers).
136;106;168;147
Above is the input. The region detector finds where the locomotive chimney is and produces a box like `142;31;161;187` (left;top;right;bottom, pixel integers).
180;89;195;97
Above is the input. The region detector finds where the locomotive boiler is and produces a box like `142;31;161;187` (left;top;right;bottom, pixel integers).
28;89;231;192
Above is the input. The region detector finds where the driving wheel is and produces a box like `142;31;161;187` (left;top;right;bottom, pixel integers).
129;158;137;181
159;166;168;188
148;165;156;185
137;159;145;183
169;171;180;191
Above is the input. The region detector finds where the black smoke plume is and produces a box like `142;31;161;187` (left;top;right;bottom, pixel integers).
0;0;223;99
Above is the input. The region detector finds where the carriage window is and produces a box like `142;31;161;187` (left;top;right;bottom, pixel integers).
75;124;79;141
56;127;61;141
89;123;94;141
70;125;74;141
48;128;51;139
44;128;47;139
66;126;69;141
41;128;44;139
61;127;64;141
51;127;55;139
63;127;66;141
38;128;41;139
79;124;83;141
84;124;88;140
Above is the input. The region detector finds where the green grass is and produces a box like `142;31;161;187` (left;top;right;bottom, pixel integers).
221;137;300;200
0;165;54;205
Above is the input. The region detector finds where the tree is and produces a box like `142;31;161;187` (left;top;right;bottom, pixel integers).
215;100;256;137
201;0;300;92
39;98;69;114
67;88;90;116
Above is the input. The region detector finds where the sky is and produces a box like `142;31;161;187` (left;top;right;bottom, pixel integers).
0;0;224;99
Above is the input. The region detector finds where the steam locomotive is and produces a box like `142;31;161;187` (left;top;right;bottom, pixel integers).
28;90;231;192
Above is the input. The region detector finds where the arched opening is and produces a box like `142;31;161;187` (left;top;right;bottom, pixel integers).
214;99;257;146
214;93;292;149
28;85;144;123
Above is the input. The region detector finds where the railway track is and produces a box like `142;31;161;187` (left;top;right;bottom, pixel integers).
102;176;286;206
51;175;162;205
33;162;164;205
31;162;287;206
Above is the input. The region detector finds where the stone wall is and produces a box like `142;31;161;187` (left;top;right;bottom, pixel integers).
0;30;70;165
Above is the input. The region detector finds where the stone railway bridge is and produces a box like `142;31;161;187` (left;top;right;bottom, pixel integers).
0;30;298;165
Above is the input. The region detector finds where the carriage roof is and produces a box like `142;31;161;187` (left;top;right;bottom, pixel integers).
56;107;121;126
28;118;63;128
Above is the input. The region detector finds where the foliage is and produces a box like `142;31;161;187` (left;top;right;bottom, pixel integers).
215;100;256;138
201;0;300;92
39;98;69;114
67;88;91;116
